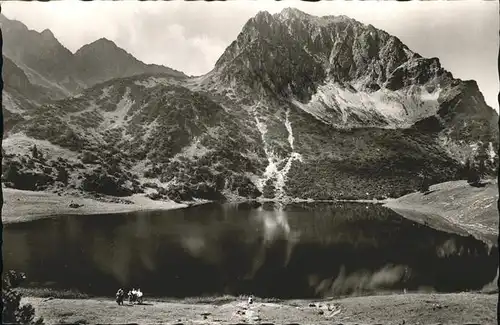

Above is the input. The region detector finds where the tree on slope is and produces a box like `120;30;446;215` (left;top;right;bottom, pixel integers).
2;270;44;325
465;158;481;187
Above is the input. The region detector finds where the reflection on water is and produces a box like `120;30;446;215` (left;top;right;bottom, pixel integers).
3;202;498;298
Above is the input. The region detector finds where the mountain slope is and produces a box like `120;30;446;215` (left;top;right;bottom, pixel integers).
2;8;497;202
0;14;186;100
3;75;266;200
73;38;186;86
201;8;498;198
1;14;81;97
2;56;38;132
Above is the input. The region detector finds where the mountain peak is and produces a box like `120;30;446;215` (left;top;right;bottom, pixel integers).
75;37;126;59
40;28;55;40
95;37;116;44
252;10;274;23
0;14;29;32
279;7;310;19
84;37;119;49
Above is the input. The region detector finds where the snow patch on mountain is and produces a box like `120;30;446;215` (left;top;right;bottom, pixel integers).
253;113;276;192
251;100;303;199
291;81;442;128
488;142;497;163
285;109;296;150
281;107;303;192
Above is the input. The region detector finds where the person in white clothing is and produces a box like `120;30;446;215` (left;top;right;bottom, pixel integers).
136;288;143;303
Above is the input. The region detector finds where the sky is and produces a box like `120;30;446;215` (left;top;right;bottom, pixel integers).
2;0;499;110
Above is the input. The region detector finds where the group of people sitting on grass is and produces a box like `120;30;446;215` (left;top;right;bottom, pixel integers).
115;288;143;305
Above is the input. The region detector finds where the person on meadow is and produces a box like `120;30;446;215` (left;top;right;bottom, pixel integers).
115;288;125;305
129;289;135;303
136;288;143;303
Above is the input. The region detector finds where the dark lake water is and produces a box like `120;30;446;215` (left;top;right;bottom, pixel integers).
3;202;498;298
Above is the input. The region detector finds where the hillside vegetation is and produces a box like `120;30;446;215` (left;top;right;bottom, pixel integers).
1;8;498;203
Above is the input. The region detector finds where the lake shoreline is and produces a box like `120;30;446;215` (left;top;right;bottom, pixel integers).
2;187;389;224
3;179;498;245
21;292;497;324
1;187;192;224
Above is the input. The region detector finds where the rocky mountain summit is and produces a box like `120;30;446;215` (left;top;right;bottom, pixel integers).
211;9;496;133
2;8;498;203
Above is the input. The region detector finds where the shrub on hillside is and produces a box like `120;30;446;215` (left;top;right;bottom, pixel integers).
2;160;54;191
226;174;262;198
143;182;159;189
81;168;133;197
81;150;99;164
191;183;227;201
465;159;482;187
262;178;276;199
2;270;44;325
56;166;70;185
418;177;433;193
30;145;41;159
158;185;193;202
146;191;163;201
284;157;452;200
2;161;21;184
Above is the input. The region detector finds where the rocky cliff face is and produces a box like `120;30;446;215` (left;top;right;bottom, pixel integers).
211;9;497;132
2;8;498;202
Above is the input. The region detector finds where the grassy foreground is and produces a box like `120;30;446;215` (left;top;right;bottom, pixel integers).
22;292;497;325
